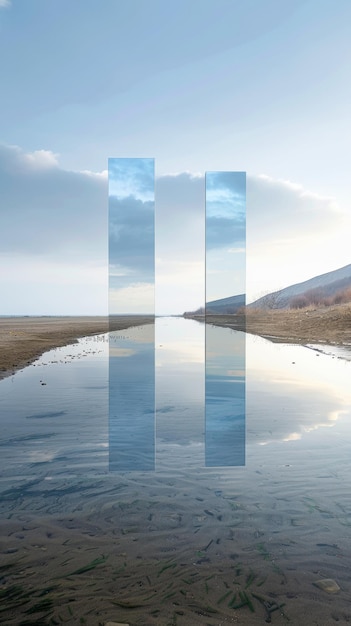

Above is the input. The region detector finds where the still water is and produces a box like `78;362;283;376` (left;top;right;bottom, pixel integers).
0;317;351;625
109;318;245;472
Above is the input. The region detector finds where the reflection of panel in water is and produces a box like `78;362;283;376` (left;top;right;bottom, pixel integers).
205;326;245;466
205;171;246;467
109;326;155;471
108;157;155;471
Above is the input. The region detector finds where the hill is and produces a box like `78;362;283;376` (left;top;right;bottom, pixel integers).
184;293;245;316
249;263;351;309
206;302;351;347
206;293;245;313
183;264;351;317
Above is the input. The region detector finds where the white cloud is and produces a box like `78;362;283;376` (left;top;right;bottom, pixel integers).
0;142;108;314
109;282;155;314
1;141;348;314
246;173;350;302
0;142;107;260
80;169;108;179
23;149;59;169
160;170;203;179
0;0;10;7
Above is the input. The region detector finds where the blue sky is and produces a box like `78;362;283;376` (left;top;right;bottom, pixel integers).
0;0;350;314
206;172;246;302
109;158;155;314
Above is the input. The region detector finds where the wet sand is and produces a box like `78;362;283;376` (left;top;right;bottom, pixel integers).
0;316;154;381
1;452;351;625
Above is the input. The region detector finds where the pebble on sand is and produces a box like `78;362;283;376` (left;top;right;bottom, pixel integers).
313;578;340;593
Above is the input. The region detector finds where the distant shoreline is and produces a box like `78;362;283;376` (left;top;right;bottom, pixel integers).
0;315;154;381
185;303;351;348
2;307;350;383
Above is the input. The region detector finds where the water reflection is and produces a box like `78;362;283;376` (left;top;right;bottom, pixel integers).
109;324;155;471
0;334;109;480
1;322;351;624
205;325;245;466
246;333;351;450
109;318;246;469
155;317;204;469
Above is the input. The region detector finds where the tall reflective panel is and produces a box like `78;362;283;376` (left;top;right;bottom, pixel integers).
205;172;246;466
108;158;155;471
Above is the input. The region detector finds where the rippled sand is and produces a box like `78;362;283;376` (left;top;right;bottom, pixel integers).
1;443;351;625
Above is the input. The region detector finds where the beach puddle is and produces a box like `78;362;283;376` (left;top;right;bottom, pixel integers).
0;319;351;624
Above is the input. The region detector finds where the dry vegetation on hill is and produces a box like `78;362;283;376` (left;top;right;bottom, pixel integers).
289;285;351;309
190;302;351;346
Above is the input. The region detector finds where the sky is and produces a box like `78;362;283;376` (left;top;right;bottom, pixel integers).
0;0;350;315
206;172;246;303
109;158;155;314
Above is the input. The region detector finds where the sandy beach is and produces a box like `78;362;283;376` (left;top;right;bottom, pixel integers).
0;316;154;381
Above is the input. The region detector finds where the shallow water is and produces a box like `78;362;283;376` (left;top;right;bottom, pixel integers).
0;318;351;625
205;325;245;467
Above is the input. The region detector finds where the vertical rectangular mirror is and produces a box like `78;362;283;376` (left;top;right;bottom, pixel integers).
205;171;246;466
108;158;155;471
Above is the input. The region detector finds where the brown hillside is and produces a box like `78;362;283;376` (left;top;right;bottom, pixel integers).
190;303;351;345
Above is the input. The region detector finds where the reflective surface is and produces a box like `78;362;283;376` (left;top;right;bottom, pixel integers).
205;170;246;467
0;334;109;480
109;324;155;472
155;317;205;470
206;325;245;466
108;157;155;315
1;320;351;625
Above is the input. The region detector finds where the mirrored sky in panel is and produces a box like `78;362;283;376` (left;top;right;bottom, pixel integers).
109;158;155;314
206;172;245;302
